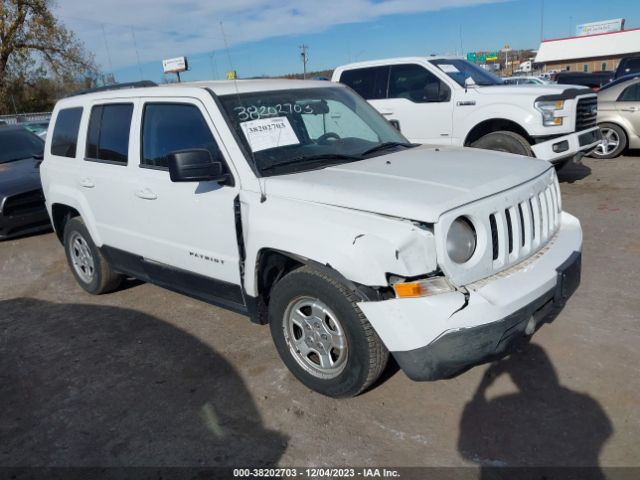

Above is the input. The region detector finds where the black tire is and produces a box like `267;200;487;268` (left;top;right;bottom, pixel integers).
63;217;122;294
589;123;627;159
269;266;388;398
471;131;534;157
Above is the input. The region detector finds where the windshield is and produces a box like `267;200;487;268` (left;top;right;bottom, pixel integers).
219;86;412;176
430;59;504;87
0;128;44;164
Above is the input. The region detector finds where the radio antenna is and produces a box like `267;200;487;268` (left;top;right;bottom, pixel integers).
219;21;266;202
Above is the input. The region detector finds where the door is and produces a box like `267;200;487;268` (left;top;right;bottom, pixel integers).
80;101;142;250
372;63;453;145
131;99;243;305
617;82;640;140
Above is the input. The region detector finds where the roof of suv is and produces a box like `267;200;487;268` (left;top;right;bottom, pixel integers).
64;79;336;102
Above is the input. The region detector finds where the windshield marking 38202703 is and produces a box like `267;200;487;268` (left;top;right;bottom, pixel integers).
219;86;414;176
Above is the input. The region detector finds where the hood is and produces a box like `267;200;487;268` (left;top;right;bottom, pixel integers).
476;84;589;97
263;145;551;223
0;158;42;194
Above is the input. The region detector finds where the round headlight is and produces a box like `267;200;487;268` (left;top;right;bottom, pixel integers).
446;217;477;264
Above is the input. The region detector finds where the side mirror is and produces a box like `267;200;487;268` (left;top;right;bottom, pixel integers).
167;149;229;183
464;76;477;88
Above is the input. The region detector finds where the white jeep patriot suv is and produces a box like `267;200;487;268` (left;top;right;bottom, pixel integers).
332;57;601;167
41;79;582;397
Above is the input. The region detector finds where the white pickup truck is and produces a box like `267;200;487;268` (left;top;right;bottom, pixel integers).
332;57;602;167
41;79;582;397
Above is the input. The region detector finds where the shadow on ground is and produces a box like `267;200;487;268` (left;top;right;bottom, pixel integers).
558;161;592;183
0;298;287;467
458;343;612;479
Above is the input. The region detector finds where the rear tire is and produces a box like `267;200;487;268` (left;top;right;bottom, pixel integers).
471;131;534;157
268;266;388;398
63;217;122;294
590;123;627;159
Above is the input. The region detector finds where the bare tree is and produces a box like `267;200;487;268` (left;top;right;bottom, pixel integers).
0;0;97;113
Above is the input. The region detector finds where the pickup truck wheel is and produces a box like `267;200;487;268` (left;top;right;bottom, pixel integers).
471;131;534;157
63;217;122;294
268;266;388;398
590;123;627;159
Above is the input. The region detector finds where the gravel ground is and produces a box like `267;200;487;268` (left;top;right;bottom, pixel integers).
1;155;639;470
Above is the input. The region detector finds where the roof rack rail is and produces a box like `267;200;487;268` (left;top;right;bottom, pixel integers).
67;80;158;97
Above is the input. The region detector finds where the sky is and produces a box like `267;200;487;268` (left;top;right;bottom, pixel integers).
53;0;639;83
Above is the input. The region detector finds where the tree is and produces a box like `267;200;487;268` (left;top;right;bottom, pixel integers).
0;0;97;114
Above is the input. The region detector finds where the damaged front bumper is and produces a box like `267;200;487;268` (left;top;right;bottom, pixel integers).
357;212;582;381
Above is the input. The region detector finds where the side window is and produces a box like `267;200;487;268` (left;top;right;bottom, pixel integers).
50;107;83;158
339;66;389;100
388;64;451;103
618;83;640;102
85;104;133;164
141;103;222;169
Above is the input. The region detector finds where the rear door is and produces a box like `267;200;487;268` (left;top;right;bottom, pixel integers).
80;100;141;250
617;81;640;139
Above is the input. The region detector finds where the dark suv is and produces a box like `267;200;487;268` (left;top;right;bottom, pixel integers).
615;56;640;80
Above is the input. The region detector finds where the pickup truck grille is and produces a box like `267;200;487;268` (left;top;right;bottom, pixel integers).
2;190;46;217
489;179;561;268
576;97;598;131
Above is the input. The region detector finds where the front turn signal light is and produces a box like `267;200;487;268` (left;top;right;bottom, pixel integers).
392;277;454;298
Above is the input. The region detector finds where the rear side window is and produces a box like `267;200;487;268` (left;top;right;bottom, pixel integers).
141;103;222;169
51;107;83;158
339;66;389;100
388;64;450;103
86;104;133;164
618;83;640;102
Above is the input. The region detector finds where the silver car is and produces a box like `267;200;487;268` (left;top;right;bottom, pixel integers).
592;75;640;158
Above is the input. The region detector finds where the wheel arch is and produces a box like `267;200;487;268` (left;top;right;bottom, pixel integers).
51;203;81;243
464;118;533;146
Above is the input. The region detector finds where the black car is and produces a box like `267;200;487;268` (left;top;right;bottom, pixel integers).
0;125;51;239
614;56;640;80
555;71;614;91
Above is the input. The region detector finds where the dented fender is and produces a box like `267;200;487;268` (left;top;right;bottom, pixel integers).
239;191;438;296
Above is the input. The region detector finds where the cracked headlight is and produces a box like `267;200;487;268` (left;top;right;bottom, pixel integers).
447;217;477;264
535;100;565;126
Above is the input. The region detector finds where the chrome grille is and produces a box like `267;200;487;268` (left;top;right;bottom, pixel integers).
489;179;561;270
576;97;597;131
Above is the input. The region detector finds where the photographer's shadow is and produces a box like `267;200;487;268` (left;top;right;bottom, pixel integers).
458;343;612;478
0;298;287;467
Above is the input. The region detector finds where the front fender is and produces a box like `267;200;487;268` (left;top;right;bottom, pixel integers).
240;192;438;297
457;103;540;143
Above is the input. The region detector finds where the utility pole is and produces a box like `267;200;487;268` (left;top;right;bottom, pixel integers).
299;44;309;79
540;0;545;42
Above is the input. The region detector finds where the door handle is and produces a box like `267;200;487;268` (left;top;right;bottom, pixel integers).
378;108;394;116
135;188;157;200
79;178;95;188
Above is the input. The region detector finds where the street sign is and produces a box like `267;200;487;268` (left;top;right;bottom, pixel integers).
162;56;188;74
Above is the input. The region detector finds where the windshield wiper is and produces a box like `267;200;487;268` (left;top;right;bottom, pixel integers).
360;142;415;157
262;153;362;173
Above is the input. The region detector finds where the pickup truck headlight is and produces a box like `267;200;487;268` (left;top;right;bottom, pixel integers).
447;217;477;264
535;100;565;126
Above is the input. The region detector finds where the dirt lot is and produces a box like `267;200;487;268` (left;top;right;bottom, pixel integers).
1;156;639;470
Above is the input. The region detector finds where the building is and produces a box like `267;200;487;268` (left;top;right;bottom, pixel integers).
534;27;640;73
